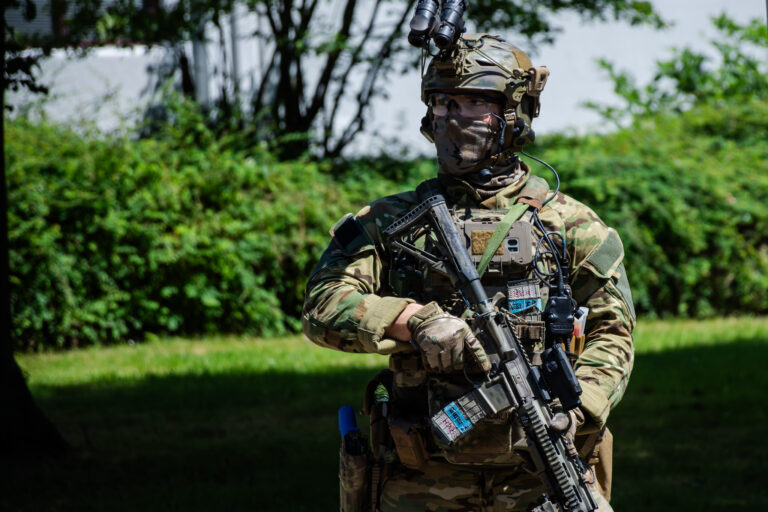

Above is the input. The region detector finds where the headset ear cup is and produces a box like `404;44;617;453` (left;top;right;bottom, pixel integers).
420;112;435;143
512;118;525;137
511;117;534;151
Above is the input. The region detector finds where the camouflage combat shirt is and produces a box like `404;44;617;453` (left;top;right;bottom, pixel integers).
302;169;635;432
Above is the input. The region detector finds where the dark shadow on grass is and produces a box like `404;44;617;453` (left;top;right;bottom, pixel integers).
2;367;374;512
609;338;768;512
3;339;768;512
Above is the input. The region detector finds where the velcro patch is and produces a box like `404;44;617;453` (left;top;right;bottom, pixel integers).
471;230;504;255
586;229;624;279
331;213;371;255
508;278;543;314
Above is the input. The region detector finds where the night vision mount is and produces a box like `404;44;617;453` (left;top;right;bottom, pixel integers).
408;0;468;51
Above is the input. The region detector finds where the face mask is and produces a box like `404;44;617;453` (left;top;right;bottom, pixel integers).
433;114;500;176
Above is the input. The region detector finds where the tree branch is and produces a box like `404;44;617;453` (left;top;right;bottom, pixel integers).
305;0;357;122
295;50;305;117
293;0;319;120
327;0;415;157
215;18;231;109
252;46;277;116
264;0;282;35
323;0;383;142
275;0;303;131
297;0;319;35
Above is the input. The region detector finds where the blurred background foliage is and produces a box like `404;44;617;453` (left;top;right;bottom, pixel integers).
4;0;664;157
6;105;437;349
6;15;768;350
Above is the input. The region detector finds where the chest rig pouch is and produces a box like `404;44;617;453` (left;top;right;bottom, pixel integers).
463;209;535;276
427;209;548;466
385;178;555;466
418;209;539;313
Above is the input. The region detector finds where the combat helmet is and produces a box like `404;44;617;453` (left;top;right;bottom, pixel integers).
420;33;549;155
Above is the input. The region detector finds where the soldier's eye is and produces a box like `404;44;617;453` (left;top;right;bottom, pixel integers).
430;94;448;105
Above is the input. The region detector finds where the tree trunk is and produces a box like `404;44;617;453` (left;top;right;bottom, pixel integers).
0;355;69;457
1;26;69;458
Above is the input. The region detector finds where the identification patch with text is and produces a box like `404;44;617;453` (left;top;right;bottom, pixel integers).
508;278;542;314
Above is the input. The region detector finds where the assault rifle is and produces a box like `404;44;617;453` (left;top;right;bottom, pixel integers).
383;192;597;512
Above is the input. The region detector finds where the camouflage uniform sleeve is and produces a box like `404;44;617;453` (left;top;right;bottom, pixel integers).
302;194;419;355
555;195;637;432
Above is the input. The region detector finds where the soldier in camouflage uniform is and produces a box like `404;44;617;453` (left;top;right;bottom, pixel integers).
304;34;635;512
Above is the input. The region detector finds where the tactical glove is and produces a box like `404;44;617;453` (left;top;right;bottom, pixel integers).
551;403;586;444
406;302;491;373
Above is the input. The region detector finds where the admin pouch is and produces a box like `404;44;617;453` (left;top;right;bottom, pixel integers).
427;376;527;466
384;352;531;468
388;417;429;470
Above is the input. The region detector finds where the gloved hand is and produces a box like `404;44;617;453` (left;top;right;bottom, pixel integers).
406;302;491;373
551;404;586;444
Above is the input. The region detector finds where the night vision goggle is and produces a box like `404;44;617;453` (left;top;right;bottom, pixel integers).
408;0;467;50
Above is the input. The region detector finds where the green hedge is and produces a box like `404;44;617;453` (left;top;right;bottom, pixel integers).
6;98;768;349
535;97;768;317
6;119;432;349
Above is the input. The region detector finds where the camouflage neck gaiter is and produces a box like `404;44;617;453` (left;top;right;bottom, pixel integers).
433;115;500;176
463;159;526;199
434;115;524;199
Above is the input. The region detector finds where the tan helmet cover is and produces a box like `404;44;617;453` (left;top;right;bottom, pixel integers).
420;33;549;153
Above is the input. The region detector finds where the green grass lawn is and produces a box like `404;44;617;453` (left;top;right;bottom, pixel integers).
6;317;768;511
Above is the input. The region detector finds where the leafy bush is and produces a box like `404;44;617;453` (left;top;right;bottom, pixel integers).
535;97;768;317
551;15;768;317
6;114;433;349
586;14;768;124
7;92;767;349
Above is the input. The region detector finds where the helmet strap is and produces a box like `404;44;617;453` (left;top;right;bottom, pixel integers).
491;113;506;154
420;111;435;143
